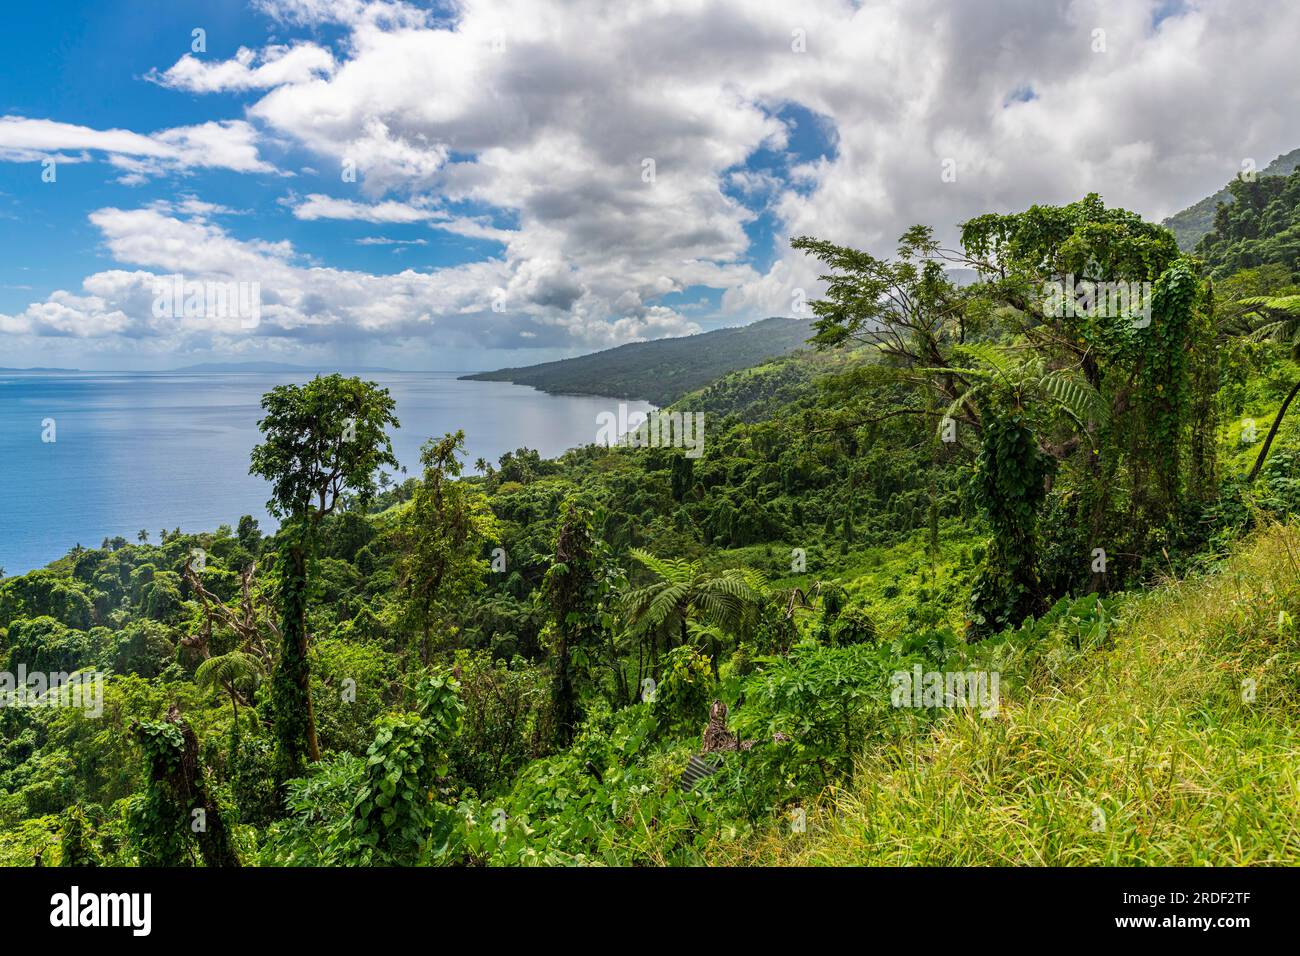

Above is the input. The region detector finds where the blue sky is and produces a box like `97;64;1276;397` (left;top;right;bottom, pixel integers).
0;1;542;368
0;0;1295;370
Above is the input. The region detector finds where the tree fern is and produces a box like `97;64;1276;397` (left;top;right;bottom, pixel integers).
195;650;264;693
1041;369;1108;427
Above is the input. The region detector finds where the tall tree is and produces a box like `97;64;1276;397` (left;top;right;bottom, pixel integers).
538;501;622;743
395;430;499;664
250;374;398;780
796;194;1210;612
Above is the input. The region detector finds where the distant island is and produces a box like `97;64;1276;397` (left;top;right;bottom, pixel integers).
460;316;814;406
171;361;400;373
0;366;80;372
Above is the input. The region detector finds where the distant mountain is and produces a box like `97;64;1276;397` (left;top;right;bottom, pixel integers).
1194;163;1300;280
669;345;865;423
1163;147;1300;250
172;361;399;373
460;316;815;406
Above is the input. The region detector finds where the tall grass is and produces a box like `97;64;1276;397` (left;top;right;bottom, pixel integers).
714;522;1300;865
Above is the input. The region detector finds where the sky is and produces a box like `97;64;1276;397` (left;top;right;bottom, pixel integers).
0;0;1297;372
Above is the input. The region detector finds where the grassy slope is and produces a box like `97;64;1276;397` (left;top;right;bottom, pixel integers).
714;522;1300;865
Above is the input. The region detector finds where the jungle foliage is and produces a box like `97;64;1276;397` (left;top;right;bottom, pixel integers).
4;193;1300;867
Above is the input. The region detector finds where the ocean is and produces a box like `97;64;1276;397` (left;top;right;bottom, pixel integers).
0;371;651;575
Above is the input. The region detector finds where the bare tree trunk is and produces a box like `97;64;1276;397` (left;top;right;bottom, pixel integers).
1248;378;1300;482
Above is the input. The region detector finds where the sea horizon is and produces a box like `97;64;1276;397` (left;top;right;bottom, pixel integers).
0;370;653;575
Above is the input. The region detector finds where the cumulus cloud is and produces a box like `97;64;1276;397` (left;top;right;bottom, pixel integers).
0;202;699;352
8;0;1300;360
243;0;1300;331
0;116;275;182
148;43;337;93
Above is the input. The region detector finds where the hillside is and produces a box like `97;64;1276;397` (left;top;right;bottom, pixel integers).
1193;163;1300;280
5;193;1300;872
718;521;1300;865
1162;147;1300;250
668;346;866;423
460;316;814;406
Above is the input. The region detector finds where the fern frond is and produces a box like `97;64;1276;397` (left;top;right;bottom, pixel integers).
628;548;696;583
1041;369;1108;427
195;650;263;691
951;342;1025;385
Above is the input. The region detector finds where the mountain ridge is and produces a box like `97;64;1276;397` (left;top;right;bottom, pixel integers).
460;316;815;406
1162;147;1300;250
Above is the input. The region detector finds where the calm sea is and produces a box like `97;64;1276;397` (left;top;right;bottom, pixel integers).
0;371;652;575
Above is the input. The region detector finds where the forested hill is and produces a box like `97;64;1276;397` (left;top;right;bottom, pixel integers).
460;316;813;406
1162;146;1300;250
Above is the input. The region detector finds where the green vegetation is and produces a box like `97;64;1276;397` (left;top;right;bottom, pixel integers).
4;192;1300;867
460;316;814;405
1196;165;1300;280
1162;146;1300;252
717;522;1300;865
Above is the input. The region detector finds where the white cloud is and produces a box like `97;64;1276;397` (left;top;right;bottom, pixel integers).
252;0;430;29
8;0;1300;359
355;236;428;245
149;44;337;93
148;195;243;219
0;116;275;182
1;202;699;351
240;0;1300;335
290;193;440;223
287;192;515;241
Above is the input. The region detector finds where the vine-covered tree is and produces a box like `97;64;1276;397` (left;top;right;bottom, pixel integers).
395;430;499;664
538;501;623;742
250;374;398;780
130;706;240;867
797;194;1214;627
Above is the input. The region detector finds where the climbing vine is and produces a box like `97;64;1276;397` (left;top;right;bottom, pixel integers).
346;670;464;865
271;520;317;783
1138;257;1199;514
968;394;1052;637
128;708;240;867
